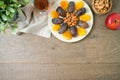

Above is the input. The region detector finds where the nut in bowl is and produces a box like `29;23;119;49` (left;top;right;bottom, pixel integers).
92;0;112;14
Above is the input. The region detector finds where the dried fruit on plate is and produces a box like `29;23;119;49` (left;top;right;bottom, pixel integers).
50;10;59;18
75;8;86;17
56;6;66;17
51;1;90;40
52;18;63;24
60;0;68;10
67;1;75;13
58;23;68;34
77;27;86;36
79;14;91;21
52;24;60;31
69;26;77;37
62;31;72;40
75;1;84;10
78;20;89;28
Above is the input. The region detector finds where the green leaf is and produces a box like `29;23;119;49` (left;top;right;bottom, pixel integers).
10;13;14;18
7;7;15;13
11;25;17;34
0;1;6;9
0;1;4;6
23;0;29;3
0;0;29;33
12;0;18;3
6;10;10;15
2;14;8;21
0;23;6;31
9;4;14;7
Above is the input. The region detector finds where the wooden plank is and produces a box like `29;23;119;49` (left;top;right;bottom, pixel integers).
0;30;120;64
0;64;120;80
0;0;120;64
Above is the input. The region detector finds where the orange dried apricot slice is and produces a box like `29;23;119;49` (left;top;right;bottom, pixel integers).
50;10;59;18
79;14;91;21
77;27;86;36
52;24;60;31
62;31;72;40
75;1;84;10
60;0;68;10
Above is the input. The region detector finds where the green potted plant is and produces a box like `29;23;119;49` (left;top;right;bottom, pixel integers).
0;0;29;33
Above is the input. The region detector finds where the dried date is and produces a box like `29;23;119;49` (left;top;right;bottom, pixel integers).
52;18;63;24
77;20;89;28
67;1;75;13
56;6;66;17
75;8;86;17
69;26;77;37
58;23;68;34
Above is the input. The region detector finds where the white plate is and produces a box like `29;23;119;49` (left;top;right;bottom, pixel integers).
48;0;93;42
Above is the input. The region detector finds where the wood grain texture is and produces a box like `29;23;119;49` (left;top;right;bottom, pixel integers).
0;64;120;80
0;0;120;80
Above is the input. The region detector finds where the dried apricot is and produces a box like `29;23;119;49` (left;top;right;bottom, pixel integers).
50;10;59;18
52;24;60;31
60;0;68;10
77;27;86;36
62;31;72;40
75;1;84;10
79;14;91;21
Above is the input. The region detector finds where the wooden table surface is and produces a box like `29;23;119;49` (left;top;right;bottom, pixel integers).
0;0;120;80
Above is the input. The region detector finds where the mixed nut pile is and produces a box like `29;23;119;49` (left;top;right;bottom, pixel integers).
93;0;112;14
63;13;78;27
52;1;89;37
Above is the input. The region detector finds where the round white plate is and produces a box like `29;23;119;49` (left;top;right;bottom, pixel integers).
48;0;93;42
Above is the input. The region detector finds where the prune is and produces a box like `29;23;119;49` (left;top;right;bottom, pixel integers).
77;20;89;28
52;18;63;24
75;8;86;17
56;6;66;17
67;1;75;13
69;26;77;37
58;23;68;34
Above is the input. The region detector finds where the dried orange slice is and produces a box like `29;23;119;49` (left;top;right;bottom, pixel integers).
62;31;72;40
52;24;60;31
50;10;59;18
77;27;86;36
60;0;68;10
75;1;84;10
79;14;91;21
